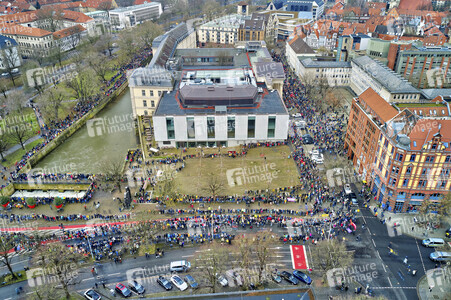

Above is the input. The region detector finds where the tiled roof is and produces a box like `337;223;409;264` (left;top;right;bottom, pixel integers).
53;24;85;39
359;87;398;123
1;24;51;37
409;119;451;150
398;0;432;11
61;10;93;23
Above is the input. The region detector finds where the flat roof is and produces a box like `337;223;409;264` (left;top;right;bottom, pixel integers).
154;83;287;116
301;58;351;68
352;56;420;94
110;1;160;13
175;48;251;68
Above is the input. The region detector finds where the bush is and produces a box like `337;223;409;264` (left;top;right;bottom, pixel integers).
0;196;9;206
26;198;36;206
54;197;64;206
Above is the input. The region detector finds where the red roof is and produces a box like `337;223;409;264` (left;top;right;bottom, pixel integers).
359;88;398;123
409;119;451;150
61;10;93;23
398;0;432;10
1;24;51;37
53;24;85;39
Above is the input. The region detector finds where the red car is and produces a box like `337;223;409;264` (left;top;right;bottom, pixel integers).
115;283;132;298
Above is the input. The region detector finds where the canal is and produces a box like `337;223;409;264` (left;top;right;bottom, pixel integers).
35;90;138;174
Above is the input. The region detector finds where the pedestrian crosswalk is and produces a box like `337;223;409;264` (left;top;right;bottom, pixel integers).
7;248;34;259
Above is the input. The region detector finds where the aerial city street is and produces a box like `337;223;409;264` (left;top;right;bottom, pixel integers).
0;0;449;299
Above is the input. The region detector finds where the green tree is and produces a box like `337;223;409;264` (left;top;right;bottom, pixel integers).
135;21;164;49
38;86;67;121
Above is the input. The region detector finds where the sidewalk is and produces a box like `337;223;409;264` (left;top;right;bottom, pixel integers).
417;268;451;300
367;205;449;240
3;134;41;157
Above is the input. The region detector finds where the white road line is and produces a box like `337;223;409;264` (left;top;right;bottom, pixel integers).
307;245;314;269
367;227;371;235
388;277;393;287
372;239;376;248
303;245;309;270
376;250;381;260
82;278;94;282
382;263;387;273
289;245;295;269
415;239;427;273
182;255;194;258
107;272;120;277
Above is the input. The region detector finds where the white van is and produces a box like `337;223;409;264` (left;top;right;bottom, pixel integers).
422;238;445;248
170;260;191;272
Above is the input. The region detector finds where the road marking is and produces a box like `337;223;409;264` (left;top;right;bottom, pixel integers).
376;250;381;260
415;239;427;274
382;263;386;273
182;255;194;258
107;272;120;277
367;227;371;235
82;278;94;282
372;238;376;248
388;277;392;287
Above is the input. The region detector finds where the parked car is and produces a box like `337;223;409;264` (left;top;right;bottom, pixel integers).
115;283;132;298
311;154;324;164
309;149;320;156
184;274;199;289
226;270;243;286
429;251;451;262
84;289;101;300
217;275;228;287
280;271;299;285
348;193;358;205
272;272;282;283
171;275;188;291
292;270;312;285
157;276;173;290
344;184;352;195
128;280;145;294
170;260;191;272
422;238;445;248
302;134;313;144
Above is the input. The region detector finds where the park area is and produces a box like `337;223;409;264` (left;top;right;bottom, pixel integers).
169;145;299;196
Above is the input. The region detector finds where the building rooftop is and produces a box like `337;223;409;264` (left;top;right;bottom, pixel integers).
300;58;351;68
128;66;173;87
155;82;287;116
352;56;420;94
288;36;315;54
358;88;398;123
254;62;285;79
409;119;451;151
110;1;160;13
421;89;451;100
175;48;251;68
200;14;247;29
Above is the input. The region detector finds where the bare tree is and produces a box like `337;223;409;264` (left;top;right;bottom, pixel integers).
436;194;451;226
0;45;21;86
326;90;340;112
203;0;221;21
66;67;98;103
34;243;80;299
8;125;28;150
87;52;110;82
0;234;20;279
100;158;124;193
0;132;9;160
6;90;27;115
193;242;232;293
28;285;65;300
95;33;115;56
0;77;9;98
253;232;276;285
310;239;354;283
38;86;67;121
35;7;64;32
135;21;163;49
202;172;224;198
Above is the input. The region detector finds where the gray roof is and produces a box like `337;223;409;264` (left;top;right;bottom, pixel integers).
254;62;285;79
288;37;315;54
155;84;288;116
128;67;173;87
421;89;451;100
149;23;190;68
240;19;264;31
352;56;420;94
179;85;257;102
300;58;351;68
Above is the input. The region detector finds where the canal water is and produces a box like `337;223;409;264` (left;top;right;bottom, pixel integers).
35;90;138;174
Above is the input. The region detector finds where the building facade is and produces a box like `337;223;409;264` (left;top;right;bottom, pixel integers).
109;2;162;30
299;58;351;86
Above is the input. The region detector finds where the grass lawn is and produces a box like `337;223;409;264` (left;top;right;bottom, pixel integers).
167;146;299;196
2;138;44;167
0;107;40;145
0;270;27;286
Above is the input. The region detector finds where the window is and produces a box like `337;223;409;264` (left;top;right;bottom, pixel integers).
267;116;276;138
227;117;235;138
207;117;215;139
150;90;154;97
406;166;412;174
151;100;155;107
142;90;146;96
187;117;195;139
425;156;435;163
421;168;429;175
402;179;408;187
166;117;175;139
445;155;451;163
389;177;397;186
410;154;416;162
413;141;417;147
248;116;255;138
418;180;427;188
432;144;437;150
143;100;147;107
158;91;162;97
